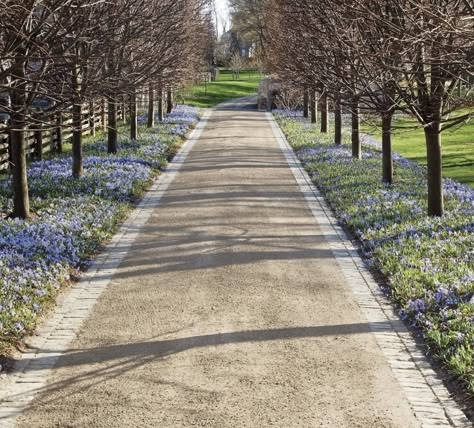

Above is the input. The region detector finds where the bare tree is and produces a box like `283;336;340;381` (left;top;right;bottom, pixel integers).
229;0;268;57
383;0;473;215
0;0;212;218
0;1;89;217
230;51;243;80
265;0;474;216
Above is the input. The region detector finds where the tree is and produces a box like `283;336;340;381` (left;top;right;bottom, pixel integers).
343;0;474;214
0;0;212;218
230;51;243;80
384;0;473;215
229;0;268;57
48;1;110;177
0;1;84;217
265;0;474;216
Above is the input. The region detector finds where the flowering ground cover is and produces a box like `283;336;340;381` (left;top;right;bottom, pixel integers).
274;109;474;394
0;105;201;350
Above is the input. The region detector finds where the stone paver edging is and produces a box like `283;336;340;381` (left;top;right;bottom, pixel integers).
0;112;211;428
266;112;472;428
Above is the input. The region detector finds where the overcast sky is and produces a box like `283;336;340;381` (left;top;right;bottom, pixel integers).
214;0;230;36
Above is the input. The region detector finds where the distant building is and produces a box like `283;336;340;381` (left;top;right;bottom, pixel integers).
239;41;256;59
221;30;256;59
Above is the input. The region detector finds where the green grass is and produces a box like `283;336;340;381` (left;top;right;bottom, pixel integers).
361;114;474;188
182;69;262;108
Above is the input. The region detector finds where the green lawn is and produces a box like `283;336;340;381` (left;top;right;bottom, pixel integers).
361;114;474;188
182;69;262;108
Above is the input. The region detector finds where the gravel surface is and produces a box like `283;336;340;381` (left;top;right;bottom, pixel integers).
17;98;420;428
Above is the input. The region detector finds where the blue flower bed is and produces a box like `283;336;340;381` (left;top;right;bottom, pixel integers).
138;104;200;127
1;157;154;202
162;104;200;126
0;105;201;344
274;109;474;392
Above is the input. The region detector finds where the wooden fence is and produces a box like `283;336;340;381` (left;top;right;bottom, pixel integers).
0;100;125;171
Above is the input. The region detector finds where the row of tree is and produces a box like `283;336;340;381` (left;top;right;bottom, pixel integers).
0;0;212;219
265;0;474;216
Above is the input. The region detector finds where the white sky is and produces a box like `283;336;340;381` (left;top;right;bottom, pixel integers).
214;0;230;37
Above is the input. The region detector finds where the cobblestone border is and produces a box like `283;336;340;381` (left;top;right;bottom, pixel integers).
0;112;211;428
266;112;472;428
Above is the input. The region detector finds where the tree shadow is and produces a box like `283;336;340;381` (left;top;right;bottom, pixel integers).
7;321;394;414
215;96;258;111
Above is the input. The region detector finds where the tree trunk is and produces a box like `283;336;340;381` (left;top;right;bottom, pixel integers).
310;91;317;124
34;127;43;161
107;97;118;154
101;98;107;132
56;113;63;154
424;123;444;216
72;102;83;178
157;86;164;122
167;89;173;114
351;97;361;159
7;135;13;172
147;85;155;128
130;88;138;141
89;101;96;136
10;64;30;219
334;95;342;145
303;89;309;118
320;91;328;133
122;95;127;124
382;112;394;184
